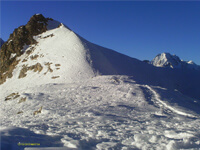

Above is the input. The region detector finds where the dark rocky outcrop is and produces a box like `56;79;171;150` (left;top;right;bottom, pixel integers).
18;63;43;79
18;97;27;103
33;106;43;115
0;14;52;83
5;92;20;101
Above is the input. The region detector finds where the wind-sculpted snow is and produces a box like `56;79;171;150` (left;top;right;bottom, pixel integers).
1;76;200;150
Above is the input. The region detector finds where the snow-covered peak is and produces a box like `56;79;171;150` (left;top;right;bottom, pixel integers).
151;53;181;68
151;52;200;71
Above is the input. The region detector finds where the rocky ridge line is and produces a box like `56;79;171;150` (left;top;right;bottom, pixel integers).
0;14;53;84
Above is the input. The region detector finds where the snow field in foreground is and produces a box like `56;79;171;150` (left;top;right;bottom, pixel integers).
1;76;200;150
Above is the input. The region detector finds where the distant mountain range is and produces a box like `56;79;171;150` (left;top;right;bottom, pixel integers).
149;52;200;71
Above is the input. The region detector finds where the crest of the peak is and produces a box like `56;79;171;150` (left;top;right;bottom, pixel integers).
27;14;68;31
0;14;68;78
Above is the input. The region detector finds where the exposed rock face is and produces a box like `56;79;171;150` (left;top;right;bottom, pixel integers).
33;106;43;115
18;63;43;79
0;59;20;84
5;92;20;101
0;14;52;83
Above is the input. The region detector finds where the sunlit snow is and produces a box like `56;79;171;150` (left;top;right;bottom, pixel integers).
1;19;200;150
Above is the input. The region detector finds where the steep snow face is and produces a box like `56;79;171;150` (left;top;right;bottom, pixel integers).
151;52;200;71
0;22;96;93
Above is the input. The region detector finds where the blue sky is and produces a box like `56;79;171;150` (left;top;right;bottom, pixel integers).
1;1;200;64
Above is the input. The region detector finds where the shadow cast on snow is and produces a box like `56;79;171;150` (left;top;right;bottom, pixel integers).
1;127;64;150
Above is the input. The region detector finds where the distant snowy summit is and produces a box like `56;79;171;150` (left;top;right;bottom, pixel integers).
150;53;200;71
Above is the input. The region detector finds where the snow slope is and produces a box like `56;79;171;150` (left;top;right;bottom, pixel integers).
1;16;200;150
1;76;200;150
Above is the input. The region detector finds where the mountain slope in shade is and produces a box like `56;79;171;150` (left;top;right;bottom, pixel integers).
151;52;200;71
0;38;4;48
